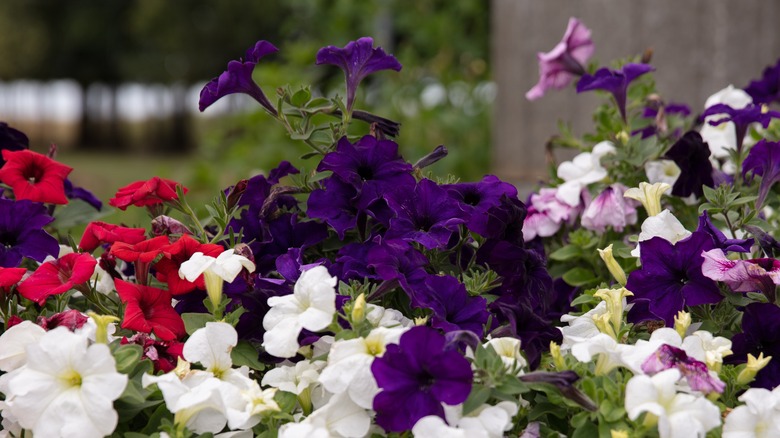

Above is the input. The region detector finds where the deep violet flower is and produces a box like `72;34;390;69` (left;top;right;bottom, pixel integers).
307;177;361;239
743;139;780;209
626;232;721;327
744;58;780;105
701;248;780;300
526;17;594;100
385;179;467;250
576;63;654;121
641;344;725;394
489;297;561;369
64;178;102;211
729;303;780;389
199;40;279;115
17;253;97;305
697;210;753;253
371;326;472;432
443;175;519;236
701;104;780;154
367;238;429;295
0;149;72;204
663;131;714;198
0;122;29;167
0;198;59;267
413;274;489;336
316;37;402;112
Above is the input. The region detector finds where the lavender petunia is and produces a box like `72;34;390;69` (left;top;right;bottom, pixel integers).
526;17;594;100
413;274;489;336
576;63;654;121
728;303;780;389
580;184;637;232
316;37;402;113
744;58;780;105
697;210;753;253
663;131;714;198
199;40;279;115
701;248;780;301
0;198;60;267
701;104;780;154
626;232;721;327
384;179;467;250
743;139;780;209
371;326;472;432
641;344;725;394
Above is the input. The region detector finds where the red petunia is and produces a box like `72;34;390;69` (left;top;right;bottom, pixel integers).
115;279;186;341
109;236;171;264
0;150;73;204
37;309;89;331
154;234;224;295
79;221;147;252
17;253;97;305
0;267;26;296
108;177;187;210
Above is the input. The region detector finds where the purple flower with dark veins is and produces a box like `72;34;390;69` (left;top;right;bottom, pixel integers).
663;131;714;198
0;198;60;267
641;344;725;394
743;139;780;209
385;179;467;250
199;40;279;115
526;17;594;101
626;232;721;326
697;210;753;253
577;63;654;121
413;274;489;336
744;58;780;105
316;37;402;113
701;104;780;154
371;326;472;432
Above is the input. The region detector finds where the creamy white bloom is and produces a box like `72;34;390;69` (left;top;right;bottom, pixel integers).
179;249;256;283
365;303;414;328
184;321;237;378
0;320;45;372
631;209;691;257
645;160;681;187
483;338;527;374
143;371;229;434
413;401;518;438
4;327;127;438
682;330;733;370
263;266;337;358
261;359;326;395
571;333;630;375
625;369;720;438
700;85;752;158
556;141;616;206
723;387;780;438
278;392;370;438
559;301;609;349
319;327;406;408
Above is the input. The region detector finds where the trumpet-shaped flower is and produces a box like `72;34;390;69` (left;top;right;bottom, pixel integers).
625;369;720;438
581;184;637;232
526;17;593;100
523;187;578;241
623;182;671;217
0;198;59;267
630;209;691;257
109;176;187;211
142;370;229;434
484;337;528;374
745;58;780;105
576;63;654;121
697;210;754;253
179;249;256;309
641;344;725;394
663;131;714;198
183;322;237;379
17;252;97;305
0;321;46;372
116;279;186;341
723;387;780;438
412;401;519;438
702;103;780;154
3;327;127;438
555;141;615;206
645;160;681;187
278;392;370;438
261;359;326;396
743;139;780;209
0;149;72;204
263;265;337;358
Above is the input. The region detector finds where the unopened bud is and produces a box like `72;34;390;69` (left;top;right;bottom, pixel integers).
352;293;366;323
737;353;772;385
674;311;692;338
598;244;626;286
550;341;566;370
624;182;671;217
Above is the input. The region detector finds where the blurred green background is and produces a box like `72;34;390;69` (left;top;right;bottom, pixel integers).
0;0;493;226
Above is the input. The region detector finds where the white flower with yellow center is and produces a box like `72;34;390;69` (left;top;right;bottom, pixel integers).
179;249;256;310
483;337;528;374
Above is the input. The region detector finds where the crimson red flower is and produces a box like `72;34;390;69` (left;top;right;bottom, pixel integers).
79;221;147;252
116;279;186;341
0;267;26;296
37;309;89;331
110;236;171;264
121;333;185;373
154;235;223;295
108;177;188;210
17;253;97;305
0;150;73;204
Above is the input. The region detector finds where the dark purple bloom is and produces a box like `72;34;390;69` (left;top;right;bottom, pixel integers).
413;274;489;336
316;37;402;112
0;198;60;267
626;232;721;326
642;102;691;119
744;58;780;105
331;242;380;282
199;40;279;115
318;136;415;210
745;225;780;258
743;139;780;209
576;63;654;121
307;177;361;239
473;195;528;244
478;241;553;313
729;303;780;389
64;178;102;211
367;238;429;296
384;179;467;250
519;371;597;411
663;131;714;198
0;122;29;167
697;210;753;253
701;104;780;153
371;326;472;432
413;145;448;170
490;298;561;369
444;175;519;236
641;344;725;394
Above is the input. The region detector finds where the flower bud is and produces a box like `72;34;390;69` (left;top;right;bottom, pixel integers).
674;311;692;338
351;293;366;323
550;341;566;370
737;353;772;385
593;287;633;338
598;244;626;286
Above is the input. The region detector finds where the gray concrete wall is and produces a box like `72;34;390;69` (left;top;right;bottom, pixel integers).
492;0;780;194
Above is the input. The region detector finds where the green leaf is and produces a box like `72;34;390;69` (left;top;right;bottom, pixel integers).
52;199;115;230
274;391;298;413
562;267;598;287
570;293;598;307
182;312;215;335
290;88;311;107
141;404;172;434
549;245;583;261
461;385;491;416
231;340;265;371
113;344;143;373
304;97;332;112
571;421;598;438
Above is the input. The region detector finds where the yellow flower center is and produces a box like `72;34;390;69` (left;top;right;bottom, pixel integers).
60;369;82;388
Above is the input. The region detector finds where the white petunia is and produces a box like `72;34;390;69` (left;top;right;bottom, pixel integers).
631;209;691;257
183;321;237;378
570;333;630;375
143;371;229;434
556;141;616;206
483;337;528;374
413;401;519;438
700;85;752;158
179;249;256;309
625;369;720;438
263;266;337;358
723;387;780;438
0;320;46;372
559;301;608;349
681;330;733;370
645;160;681;187
365;303;414;328
278;392;370;438
261;359;326;396
4;327;127;438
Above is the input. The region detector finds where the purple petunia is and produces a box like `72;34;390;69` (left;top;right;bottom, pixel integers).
697;210;753;253
576;63;654;122
743;139;780;209
729;303;780;389
64;178;102;211
0;198;60;267
663;131;714;198
199;40;279;115
316;37;402;113
0;122;29;167
744;58;780;105
443;175;519;237
626;232;721;327
701;104;780;154
413;274;489;336
371;326;472;432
